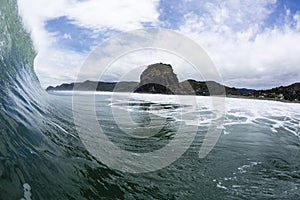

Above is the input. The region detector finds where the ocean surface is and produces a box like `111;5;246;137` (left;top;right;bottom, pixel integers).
1;0;300;199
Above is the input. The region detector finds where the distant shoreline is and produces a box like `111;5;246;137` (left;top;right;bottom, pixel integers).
226;94;299;104
46;78;300;103
47;63;299;103
47;89;300;104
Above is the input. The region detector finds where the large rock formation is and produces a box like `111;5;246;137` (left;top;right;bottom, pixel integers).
134;63;183;94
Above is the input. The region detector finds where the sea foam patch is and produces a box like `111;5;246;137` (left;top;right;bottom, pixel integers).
20;183;31;200
221;98;300;137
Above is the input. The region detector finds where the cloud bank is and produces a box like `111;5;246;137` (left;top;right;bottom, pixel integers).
18;0;300;89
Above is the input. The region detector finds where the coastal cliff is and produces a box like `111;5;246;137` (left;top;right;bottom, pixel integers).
134;63;184;94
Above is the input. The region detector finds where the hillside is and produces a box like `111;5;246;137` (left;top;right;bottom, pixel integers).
248;83;300;101
46;63;299;102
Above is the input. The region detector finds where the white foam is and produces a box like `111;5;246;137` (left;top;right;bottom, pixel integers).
232;185;241;188
84;92;300;137
20;183;31;200
223;98;300;137
216;182;227;190
237;161;262;174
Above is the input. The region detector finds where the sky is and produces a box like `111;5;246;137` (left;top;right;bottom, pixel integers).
17;0;300;89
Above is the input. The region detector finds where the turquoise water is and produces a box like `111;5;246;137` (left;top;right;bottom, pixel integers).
1;0;300;199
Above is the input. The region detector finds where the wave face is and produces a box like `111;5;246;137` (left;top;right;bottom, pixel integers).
1;1;300;199
0;1;91;199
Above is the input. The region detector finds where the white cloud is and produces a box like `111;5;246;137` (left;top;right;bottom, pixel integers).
17;0;160;88
34;48;86;87
63;33;72;39
65;0;160;31
294;12;300;30
18;0;300;89
179;0;300;89
17;0;68;52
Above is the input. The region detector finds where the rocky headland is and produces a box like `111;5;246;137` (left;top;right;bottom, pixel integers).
46;63;299;102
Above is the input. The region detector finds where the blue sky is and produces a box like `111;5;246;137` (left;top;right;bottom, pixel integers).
18;0;300;89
